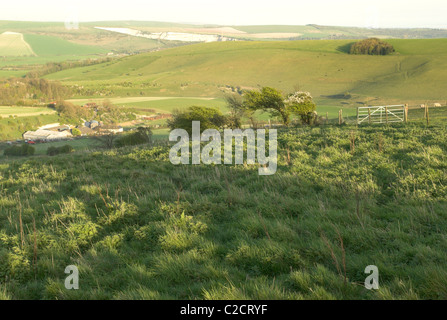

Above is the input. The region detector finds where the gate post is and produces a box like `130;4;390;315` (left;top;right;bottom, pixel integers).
404;104;408;123
385;106;388;124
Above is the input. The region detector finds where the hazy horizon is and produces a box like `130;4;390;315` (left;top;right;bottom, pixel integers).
1;0;446;29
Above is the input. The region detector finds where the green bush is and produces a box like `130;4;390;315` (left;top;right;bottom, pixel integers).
46;145;74;156
71;128;82;136
4;144;35;157
167;106;228;134
115;127;153;148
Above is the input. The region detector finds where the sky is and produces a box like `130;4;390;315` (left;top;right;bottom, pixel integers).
1;0;446;29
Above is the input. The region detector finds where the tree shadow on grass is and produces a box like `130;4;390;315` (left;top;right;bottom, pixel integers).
336;42;355;54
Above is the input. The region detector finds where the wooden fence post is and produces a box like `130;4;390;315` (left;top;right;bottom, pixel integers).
426;104;430;126
368;108;371;124
385;106;388;124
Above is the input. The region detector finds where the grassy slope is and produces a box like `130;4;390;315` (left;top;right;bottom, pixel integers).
45;39;447;103
0;122;446;299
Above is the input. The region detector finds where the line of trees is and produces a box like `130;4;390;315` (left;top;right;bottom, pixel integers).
0;78;71;106
167;87;320;133
25;58;114;79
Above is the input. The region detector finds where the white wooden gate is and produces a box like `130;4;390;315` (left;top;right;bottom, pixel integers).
357;105;407;125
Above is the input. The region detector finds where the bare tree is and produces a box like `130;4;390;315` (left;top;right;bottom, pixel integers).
94;133;116;149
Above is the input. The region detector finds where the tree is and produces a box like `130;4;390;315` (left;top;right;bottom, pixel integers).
167;106;228;134
225;94;254;129
243;87;290;126
71;128;82;136
95;133;117;149
284;91;317;125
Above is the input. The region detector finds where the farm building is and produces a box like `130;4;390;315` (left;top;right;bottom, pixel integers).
143;113;172;121
95;125;123;134
23;129;73;141
85;120;101;129
47;125;71;132
75;126;95;136
39;123;61;130
83;102;98;109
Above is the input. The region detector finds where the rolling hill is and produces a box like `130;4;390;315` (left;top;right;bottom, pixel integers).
45;39;447;104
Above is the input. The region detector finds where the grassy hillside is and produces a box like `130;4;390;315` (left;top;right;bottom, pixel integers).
0;122;446;299
45;39;447;104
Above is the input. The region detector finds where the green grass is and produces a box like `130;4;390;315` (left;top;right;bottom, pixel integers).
0;122;446;299
120;97;227;113
45;39;447;104
32;138;99;155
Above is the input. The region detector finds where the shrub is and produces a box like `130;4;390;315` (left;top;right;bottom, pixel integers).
350;38;395;55
114;127;153;148
4;144;35;157
71;128;82;136
46;145;74;156
167;106;227;134
285;91;317;125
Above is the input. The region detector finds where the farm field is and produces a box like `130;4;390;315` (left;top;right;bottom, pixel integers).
23;34;108;57
0;106;55;117
0;122;446;299
0;32;35;56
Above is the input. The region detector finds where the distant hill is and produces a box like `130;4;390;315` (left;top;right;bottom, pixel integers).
44;39;447;103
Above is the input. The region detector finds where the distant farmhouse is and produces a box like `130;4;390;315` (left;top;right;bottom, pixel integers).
95;124;123;134
143;113;172;121
76;126;95;136
84;120;101;129
23;119;124;141
83;119;123;134
83;102;100;111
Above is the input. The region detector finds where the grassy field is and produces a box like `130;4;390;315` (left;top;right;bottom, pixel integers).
0;106;55;117
45;39;447;106
0;32;35;57
0;121;446;300
23;34;108;57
